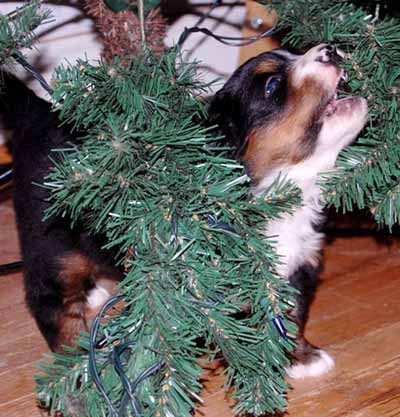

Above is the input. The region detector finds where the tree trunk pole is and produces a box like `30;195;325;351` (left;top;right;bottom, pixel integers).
138;0;146;48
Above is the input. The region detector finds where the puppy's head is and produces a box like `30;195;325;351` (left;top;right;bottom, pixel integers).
209;44;368;183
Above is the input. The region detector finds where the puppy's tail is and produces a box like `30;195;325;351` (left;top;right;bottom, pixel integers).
0;70;52;139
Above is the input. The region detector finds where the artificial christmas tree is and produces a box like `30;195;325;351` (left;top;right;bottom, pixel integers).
0;1;399;416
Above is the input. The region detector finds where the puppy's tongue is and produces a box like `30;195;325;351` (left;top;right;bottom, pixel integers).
324;92;338;116
324;96;359;117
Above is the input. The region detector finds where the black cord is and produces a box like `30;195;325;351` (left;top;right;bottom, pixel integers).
12;53;54;96
113;343;142;416
177;0;222;47
178;24;288;48
89;295;124;417
0;163;13;188
0;261;24;276
177;0;288;48
88;294;166;417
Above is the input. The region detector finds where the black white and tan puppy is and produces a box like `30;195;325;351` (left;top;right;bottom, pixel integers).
1;44;367;378
208;43;368;378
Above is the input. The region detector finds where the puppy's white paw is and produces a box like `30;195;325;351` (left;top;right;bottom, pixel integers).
287;349;335;379
87;284;110;309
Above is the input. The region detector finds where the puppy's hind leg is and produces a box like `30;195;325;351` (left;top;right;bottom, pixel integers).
26;251;119;353
55;252;120;352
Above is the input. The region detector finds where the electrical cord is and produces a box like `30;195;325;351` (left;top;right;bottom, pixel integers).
0;163;13;188
0;261;23;276
178;24;287;47
177;0;222;47
12;53;54;96
177;0;288;48
88;294;165;417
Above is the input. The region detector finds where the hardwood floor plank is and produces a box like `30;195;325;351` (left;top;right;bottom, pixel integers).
0;362;38;403
0;393;44;417
0;332;46;373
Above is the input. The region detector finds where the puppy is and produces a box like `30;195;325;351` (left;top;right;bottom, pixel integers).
1;44;367;372
208;44;368;378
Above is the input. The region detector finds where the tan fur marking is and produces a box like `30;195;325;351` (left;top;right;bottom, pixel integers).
55;252;119;351
243;78;327;181
56;302;87;352
58;252;97;295
254;60;280;75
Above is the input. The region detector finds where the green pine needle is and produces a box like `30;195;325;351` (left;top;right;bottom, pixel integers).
0;1;51;65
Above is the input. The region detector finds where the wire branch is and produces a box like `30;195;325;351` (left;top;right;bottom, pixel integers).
138;0;146;48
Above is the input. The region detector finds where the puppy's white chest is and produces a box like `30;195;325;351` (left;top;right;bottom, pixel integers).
264;204;324;278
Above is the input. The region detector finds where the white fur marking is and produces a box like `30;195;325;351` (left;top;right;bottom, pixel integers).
255;104;367;279
287;349;335;379
256;160;328;278
87;285;110;309
292;44;338;85
264;203;324;277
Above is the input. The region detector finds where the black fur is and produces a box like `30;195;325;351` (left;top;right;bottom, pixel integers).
1;72;119;350
208;51;289;157
288;262;321;332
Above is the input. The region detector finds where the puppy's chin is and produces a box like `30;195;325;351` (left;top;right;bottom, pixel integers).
319;97;368;150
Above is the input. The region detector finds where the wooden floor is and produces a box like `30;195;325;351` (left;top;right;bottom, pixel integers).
1;187;400;417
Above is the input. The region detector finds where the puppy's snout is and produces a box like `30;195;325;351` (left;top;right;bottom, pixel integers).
315;44;344;66
291;44;343;90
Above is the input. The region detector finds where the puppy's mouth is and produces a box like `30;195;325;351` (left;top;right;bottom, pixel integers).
322;71;360;118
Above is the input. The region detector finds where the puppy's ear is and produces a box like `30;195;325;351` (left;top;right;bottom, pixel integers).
207;89;247;157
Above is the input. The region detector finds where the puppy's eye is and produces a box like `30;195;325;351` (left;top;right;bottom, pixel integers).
265;75;282;96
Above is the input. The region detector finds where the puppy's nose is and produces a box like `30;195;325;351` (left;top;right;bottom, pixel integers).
315;44;344;65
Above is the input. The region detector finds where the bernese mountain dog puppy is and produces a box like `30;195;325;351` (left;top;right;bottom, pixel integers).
0;44;367;379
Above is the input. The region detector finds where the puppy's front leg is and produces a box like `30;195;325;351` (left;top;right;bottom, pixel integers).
287;263;335;379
